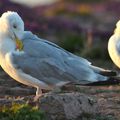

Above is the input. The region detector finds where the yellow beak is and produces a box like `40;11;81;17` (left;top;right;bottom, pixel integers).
14;33;24;51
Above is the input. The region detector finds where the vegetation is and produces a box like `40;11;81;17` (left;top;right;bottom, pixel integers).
59;33;84;53
83;46;110;60
0;103;46;120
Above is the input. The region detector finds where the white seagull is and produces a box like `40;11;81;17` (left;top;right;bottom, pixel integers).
108;20;120;69
0;11;116;101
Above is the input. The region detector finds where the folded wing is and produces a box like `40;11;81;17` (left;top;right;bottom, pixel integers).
11;32;108;86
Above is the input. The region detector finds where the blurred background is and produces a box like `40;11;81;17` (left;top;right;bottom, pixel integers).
1;0;120;69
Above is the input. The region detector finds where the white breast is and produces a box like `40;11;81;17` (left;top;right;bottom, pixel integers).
108;34;120;68
0;52;51;90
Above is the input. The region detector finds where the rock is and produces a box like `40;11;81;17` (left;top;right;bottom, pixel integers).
0;69;119;120
10;87;35;96
0;98;25;107
0;92;98;120
0;86;35;96
0;90;118;120
40;93;98;120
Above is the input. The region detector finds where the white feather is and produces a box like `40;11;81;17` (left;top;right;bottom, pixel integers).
108;21;120;68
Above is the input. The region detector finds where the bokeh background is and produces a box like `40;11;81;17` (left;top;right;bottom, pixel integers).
1;0;120;69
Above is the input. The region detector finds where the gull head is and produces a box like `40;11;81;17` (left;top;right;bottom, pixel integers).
0;11;24;37
0;11;24;52
114;20;120;35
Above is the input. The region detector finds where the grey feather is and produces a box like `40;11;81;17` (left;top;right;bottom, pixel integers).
12;31;110;86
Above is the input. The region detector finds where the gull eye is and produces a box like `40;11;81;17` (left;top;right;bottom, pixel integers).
13;24;17;29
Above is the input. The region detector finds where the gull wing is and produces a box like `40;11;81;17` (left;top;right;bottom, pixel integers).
11;32;106;86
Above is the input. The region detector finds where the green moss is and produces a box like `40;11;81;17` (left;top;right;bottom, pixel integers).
0;103;46;120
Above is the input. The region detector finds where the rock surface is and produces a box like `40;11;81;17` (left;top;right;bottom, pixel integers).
40;93;98;120
0;69;120;120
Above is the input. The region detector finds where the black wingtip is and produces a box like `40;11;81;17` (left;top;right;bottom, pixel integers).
86;76;120;86
100;70;117;76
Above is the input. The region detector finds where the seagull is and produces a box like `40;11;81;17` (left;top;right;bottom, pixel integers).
0;11;116;101
108;20;120;69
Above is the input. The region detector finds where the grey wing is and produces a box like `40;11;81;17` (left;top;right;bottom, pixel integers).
22;31;91;65
12;53;77;86
12;51;98;86
11;31;102;86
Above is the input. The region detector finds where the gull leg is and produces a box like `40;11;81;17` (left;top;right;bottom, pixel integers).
34;87;42;102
